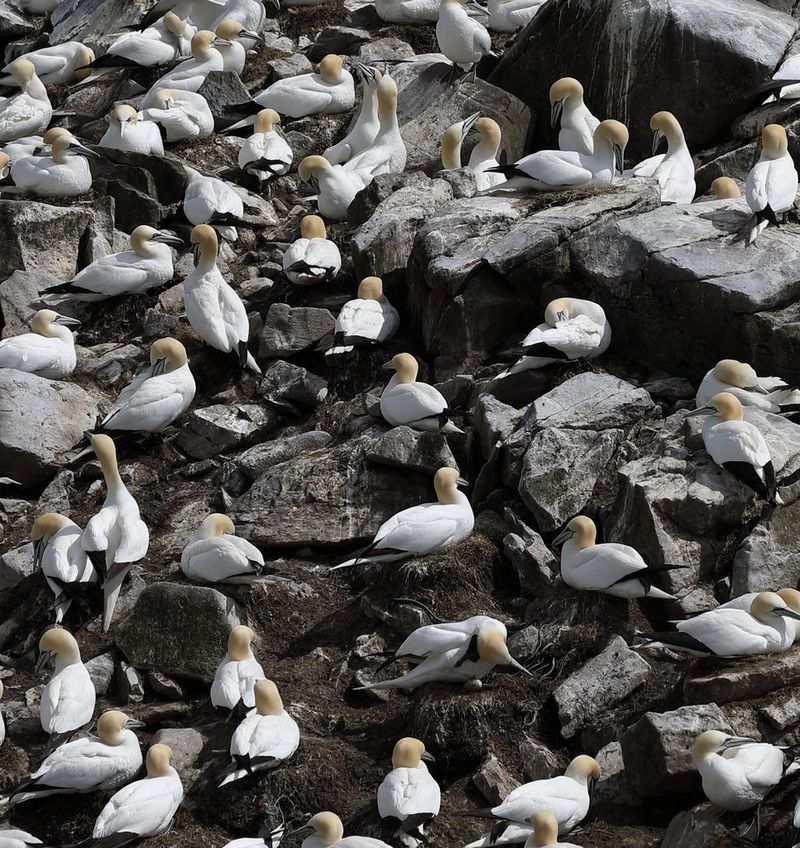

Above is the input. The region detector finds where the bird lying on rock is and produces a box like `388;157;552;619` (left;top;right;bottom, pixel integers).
697;359;800;416
10;129;97;197
0;309;80;378
99;104;164;156
183;165;245;240
298;154;370;221
182;514;267;584
0;42;95;86
0;59;51;143
142;88;214;142
326;275;399;355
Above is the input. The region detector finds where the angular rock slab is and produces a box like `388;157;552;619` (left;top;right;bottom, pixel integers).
118;582;242;683
51;0;150;49
490;0;797;159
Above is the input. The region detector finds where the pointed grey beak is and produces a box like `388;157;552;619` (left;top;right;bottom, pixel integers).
550;98;564;128
508;656;533;676
721;736;756;750
750;385;769;394
240;29;262;41
151;229;184;246
213;37;232;46
651;128;665;157
556;310;567;322
54;314;81;328
775;607;800;621
192;242;200;266
457;477;469;488
692;405;714;415
151;357;167;377
33;537;46;569
552;527;573;548
420;751;436;762
381;361;395;371
35;650;54;674
70;142;100;159
613;143;624;176
125;718;146;729
461;111;480;139
356;61;377;82
267;0;280;8
287;825;314;838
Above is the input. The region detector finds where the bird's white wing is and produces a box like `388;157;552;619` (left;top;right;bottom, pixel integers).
494;777;581;824
0;95;46;137
734;745;784;790
570;543;647;589
302;239;340;274
516;150;590;186
0;334;62;372
93;776;176;837
540;316;603;357
382;382;448;422
746;160;770;214
396;621;477;657
184;539;255;581
102;375;186;431
114;513;149;562
217;282;249;347
705;422;771;467
677;609;773;655
83;506;118;552
374;505;460;554
71;255;150;296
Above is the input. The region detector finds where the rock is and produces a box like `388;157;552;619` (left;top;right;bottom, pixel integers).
620;704;734;796
348;171;433;226
365;426;456;474
51;0;149;48
1;271;81;337
661;805;751;848
592;741;642;814
307;26;371;61
85;653;115;696
143;308;181;339
0;543;35;592
359;37;415;62
117;582;242;682
152;727;206;776
472;754;516;804
78;343;144;384
502;527;558;597
518;428;622;532
553;636;651;738
437;167;478;199
115;660;144;704
37;469;75;515
147;671;185;700
490;0;797;159
259;360;329;408
267;53;315;80
475;394;525;459
196;71;254;126
175;403;277;460
0;371;99;487
90;147;186;212
520;737;561;780
0;2;36;40
506;625;543;662
259;303;336;357
59;78;145;132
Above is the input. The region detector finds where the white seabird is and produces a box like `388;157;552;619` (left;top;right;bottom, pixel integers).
487;0;543;32
549;77;599;156
10;129;97;197
209;0;271;33
224;54;355;130
100;104;164;156
333;467;474;570
297;155;369;221
296;812;392;848
82;434;150;632
183;164;244;240
36;627;96;751
553;515;684;600
31;513;97;624
461;115;505;191
141;88;214;142
485;120;628;193
0;43;95;87
711;176;741;200
718;587;800;642
745;123;798;245
375;0;438;22
496;297;610;378
210;624;266;712
523;811;581;848
324;63;381;165
0;680;4;748
76;743;183;848
219;679;300;786
99;337;195;434
5;710;144;805
182;514;266;584
214;19;261;74
238;108;293;184
378;738;440;848
700;391;780;505
626;111;695;204
43;225;181;301
184;224;260;372
0;59;52;143
282;214;341;285
326;275;399;355
357;614;529;690
0;309;80;378
380;353;463;433
697;359;800;416
143;30;224;104
345;71;406;178
0;832;43;848
436;0;492;80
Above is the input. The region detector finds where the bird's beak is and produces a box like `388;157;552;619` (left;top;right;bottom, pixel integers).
240;29;262;41
776;608;800;621
651;128;665;157
613;143;624;175
356;61;376;82
213;37;232;46
192;242;200;266
33;537;46;569
550;98;564;128
267;0;280;9
125;718;146;729
151;229;184;246
287;825;314;838
556;310;567;321
70;141;100;159
508;656;533;676
721;736;756;750
54;314;81;328
552;527;573;548
381;361;396;371
35;650;54;675
151;357;167;377
420;751;436;763
461;111;480;139
457;477;469;488
750;385;769;394
692;405;714;415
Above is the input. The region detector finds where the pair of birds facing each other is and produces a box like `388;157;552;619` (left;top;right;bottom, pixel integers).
441;111;505;191
282;214;342;285
0;309;80;378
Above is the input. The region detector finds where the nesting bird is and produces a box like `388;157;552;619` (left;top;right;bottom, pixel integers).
549;78;599;156
100;104;164;156
333;467;474;569
282;215;342;285
345;71;406;178
0;42;95;86
326;275;399;355
0;309;80;378
696;359;800;416
0;59;52;143
718;587;800;644
238;108;293;184
10;129;97;197
380;353;462;432
436;0;492;81
214;19;261;74
183;165;244;240
182;514;267;584
211;624;267;713
324;63;382;165
143;30;223;103
298;155;369;221
141;88;214;142
626;111;695;204
375;0;439;21
0;832;43;848
744;123;798;245
219;679;300;785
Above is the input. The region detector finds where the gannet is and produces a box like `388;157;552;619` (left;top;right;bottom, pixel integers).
0;149;9;176
523;811;581;848
210;624;266;712
554;515;684;599
43;225;181;301
324;63;381;165
141;88;214;142
31;513;97;624
380;353;463;433
0;680;4;748
486;120;628;193
375;0;438;22
767;53;800;101
10;129;97;197
139;0;224;31
0;43;95;87
298;155;369;221
643;591;800;656
210;0;272;32
224;55;355;130
37;627;96;752
295;812;392;848
467;116;505;190
0;59;52;143
183;165;244;240
5;710;144;805
282;214;341;285
100;104;164;156
345;71;406;178
0;832;43;848
745;124;798;245
359;614;530;690
1;133;51;162
77;743;183;848
214;19;261;74
549;77;599;156
99;337;195;434
219;679;300;785
496;297;610;378
143;30;223;104
182;514;266;584
0;309;80;378
711;176;741;199
238;108;293;184
487;0;543;32
378;738;440;848
326;275;399;355
718;588;800;643
82;434;149;632
333;467;474;569
223;818;286;848
184;224;260;372
464;756;600;845
697;359;800;416
700;392;780;504
627;111;695;204
436;0;492;80
86;13;195;73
